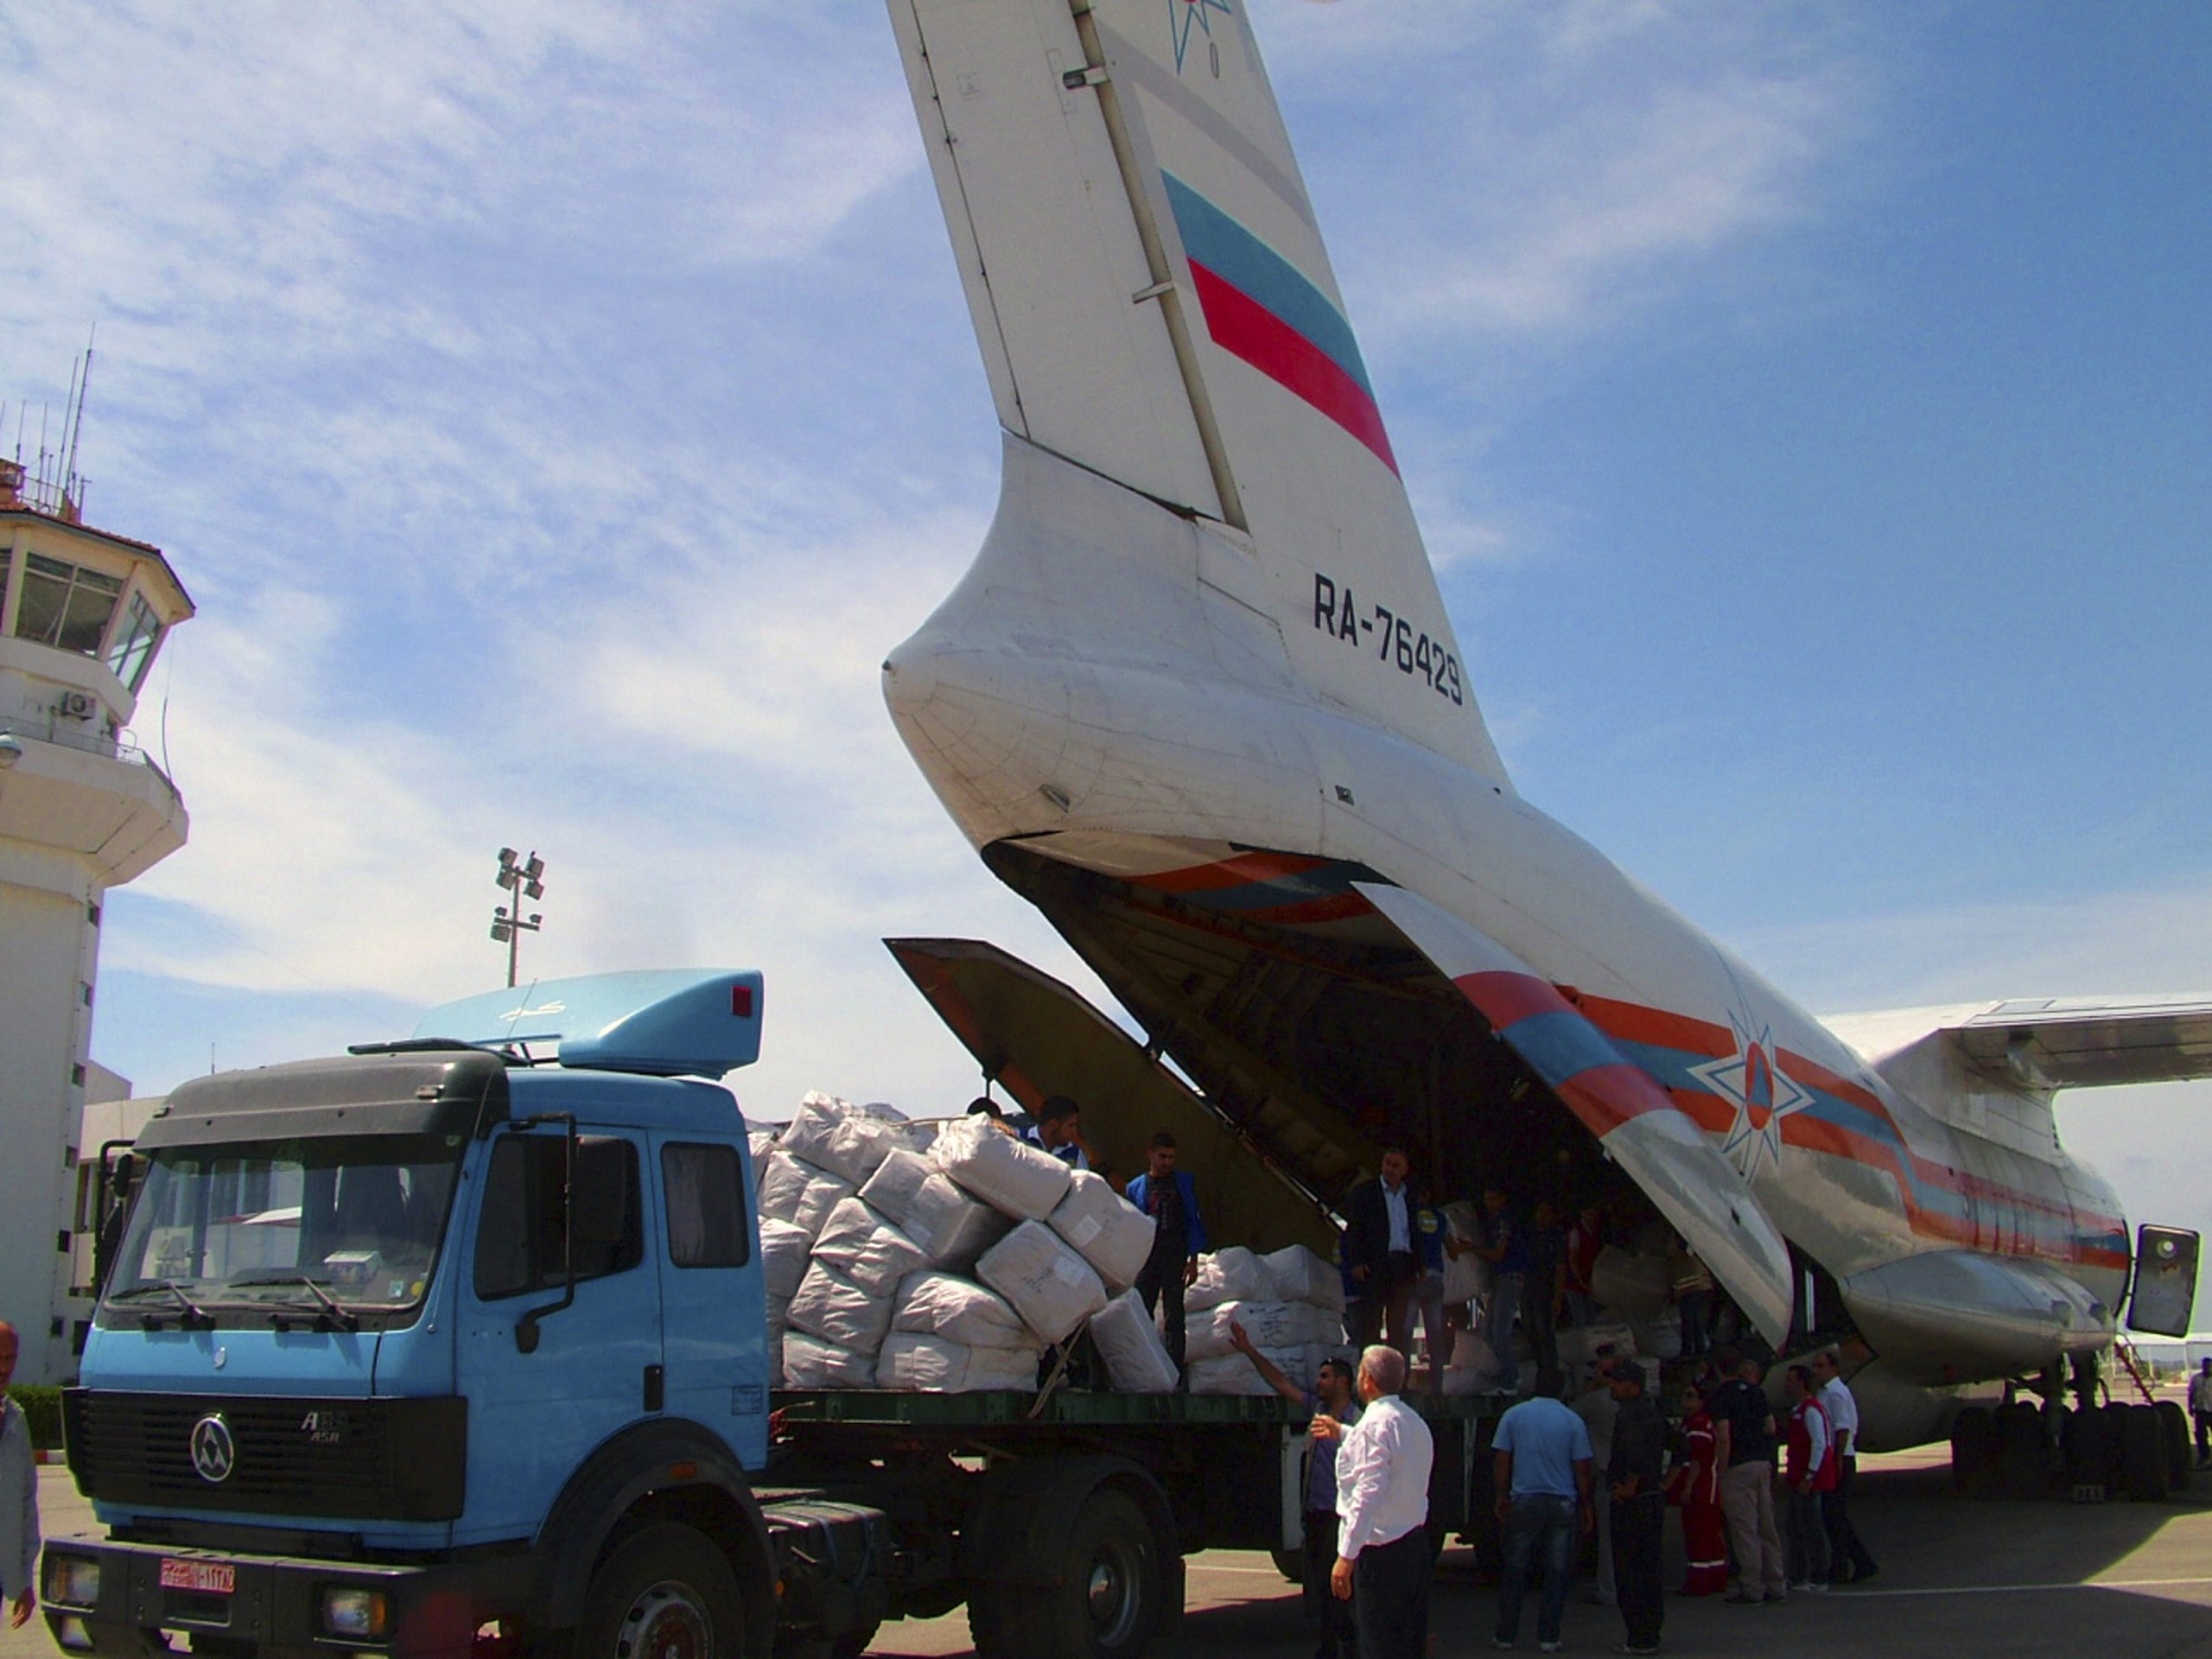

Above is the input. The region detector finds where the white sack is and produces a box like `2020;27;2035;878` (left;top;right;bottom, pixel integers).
1262;1244;1347;1313
1440;1202;1491;1305
931;1114;1071;1220
759;1218;812;1300
875;1333;1040;1394
1185;1300;1342;1363
1556;1321;1637;1369
787;1262;896;1353
810;1198;931;1296
864;1150;1011;1272
779;1092;904;1186
892;1271;1037;1351
976;1219;1108;1344
1090;1290;1180;1393
1187;1345;1304;1396
782;1330;876;1389
1186;1246;1270;1313
747;1130;779;1187
1046;1170;1155;1291
756;1153;857;1239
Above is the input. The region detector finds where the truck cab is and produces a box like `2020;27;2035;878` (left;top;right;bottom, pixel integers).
47;971;788;1659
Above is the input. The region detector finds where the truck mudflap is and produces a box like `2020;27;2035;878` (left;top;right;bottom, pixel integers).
40;1535;531;1659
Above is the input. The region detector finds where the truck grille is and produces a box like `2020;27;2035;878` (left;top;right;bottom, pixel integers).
64;1390;467;1522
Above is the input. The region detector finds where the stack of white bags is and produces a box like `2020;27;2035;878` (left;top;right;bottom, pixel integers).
754;1095;1345;1396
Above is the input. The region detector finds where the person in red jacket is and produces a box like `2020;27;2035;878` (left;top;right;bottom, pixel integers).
1782;1363;1838;1592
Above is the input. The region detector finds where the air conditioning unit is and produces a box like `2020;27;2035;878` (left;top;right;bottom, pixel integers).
56;691;97;721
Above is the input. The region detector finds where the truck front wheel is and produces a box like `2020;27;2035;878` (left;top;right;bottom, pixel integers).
969;1487;1164;1659
576;1522;744;1659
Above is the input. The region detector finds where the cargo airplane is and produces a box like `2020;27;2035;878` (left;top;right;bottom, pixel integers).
875;0;2209;1449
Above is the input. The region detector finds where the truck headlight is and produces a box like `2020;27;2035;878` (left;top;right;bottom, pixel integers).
43;1556;99;1606
320;1586;391;1641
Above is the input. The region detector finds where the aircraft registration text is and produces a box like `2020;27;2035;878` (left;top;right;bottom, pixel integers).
1313;572;1465;706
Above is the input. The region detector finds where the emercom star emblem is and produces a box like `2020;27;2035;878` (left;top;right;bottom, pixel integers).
1170;0;1233;74
1689;1010;1814;1183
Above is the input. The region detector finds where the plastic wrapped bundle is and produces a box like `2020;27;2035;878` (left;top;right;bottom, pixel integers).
747;1129;779;1187
875;1333;1041;1393
1090;1289;1180;1393
759;1218;812;1301
787;1262;896;1353
810;1198;931;1296
861;1151;1012;1272
756;1153;858;1239
1046;1171;1154;1291
1262;1244;1347;1313
1187;1346;1303;1396
779;1092;904;1187
1185;1246;1271;1313
782;1330;876;1389
931;1115;1071;1220
892;1271;1036;1351
976;1220;1108;1344
1440;1202;1491;1305
1185;1300;1341;1362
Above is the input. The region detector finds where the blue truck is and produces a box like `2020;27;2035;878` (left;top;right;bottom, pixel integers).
42;960;1503;1659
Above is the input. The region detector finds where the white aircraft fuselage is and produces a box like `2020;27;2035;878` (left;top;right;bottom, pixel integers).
876;0;2173;1449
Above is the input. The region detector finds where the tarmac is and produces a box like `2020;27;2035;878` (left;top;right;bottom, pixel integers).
11;1443;2211;1658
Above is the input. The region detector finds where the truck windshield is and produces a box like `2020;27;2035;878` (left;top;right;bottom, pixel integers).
100;1133;463;1325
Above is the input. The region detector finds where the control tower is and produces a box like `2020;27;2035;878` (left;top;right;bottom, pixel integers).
0;454;193;1383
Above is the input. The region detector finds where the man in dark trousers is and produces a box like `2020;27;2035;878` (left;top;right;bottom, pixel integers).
1124;1133;1206;1379
1314;1345;1433;1659
1230;1324;1363;1659
1809;1349;1879;1584
1343;1147;1420;1348
1607;1358;1668;1655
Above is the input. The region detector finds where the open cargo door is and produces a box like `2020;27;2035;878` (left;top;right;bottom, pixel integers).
2126;1224;2200;1338
1354;884;1796;1349
887;938;1338;1255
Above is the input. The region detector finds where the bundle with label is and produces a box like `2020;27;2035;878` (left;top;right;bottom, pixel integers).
1045;1169;1154;1291
759;1217;812;1301
1185;1245;1272;1313
1186;1343;1338;1396
891;1270;1039;1351
784;1329;879;1389
876;1332;1041;1393
787;1261;897;1357
1090;1288;1179;1393
860;1148;1012;1273
930;1113;1072;1219
1185;1298;1342;1363
976;1219;1108;1344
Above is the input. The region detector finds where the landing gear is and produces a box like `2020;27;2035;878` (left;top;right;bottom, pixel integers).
1951;1351;2192;1503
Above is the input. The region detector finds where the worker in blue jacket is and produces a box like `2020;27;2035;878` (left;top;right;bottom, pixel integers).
1123;1132;1208;1382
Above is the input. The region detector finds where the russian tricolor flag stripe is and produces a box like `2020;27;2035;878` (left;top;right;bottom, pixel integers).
1163;174;1397;474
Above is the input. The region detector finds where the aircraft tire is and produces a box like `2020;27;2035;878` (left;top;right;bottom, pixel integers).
1994;1402;2046;1499
2117;1404;2169;1502
2153;1400;2192;1491
2063;1404;2119;1492
1950;1406;1996;1494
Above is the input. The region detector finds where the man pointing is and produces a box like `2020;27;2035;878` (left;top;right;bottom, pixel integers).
1315;1344;1433;1659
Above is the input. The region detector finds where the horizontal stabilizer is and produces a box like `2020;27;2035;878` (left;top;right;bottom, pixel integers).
1943;995;2212;1091
1356;882;1796;1349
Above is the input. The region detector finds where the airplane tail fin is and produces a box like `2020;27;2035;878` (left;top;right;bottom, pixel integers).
888;0;1507;783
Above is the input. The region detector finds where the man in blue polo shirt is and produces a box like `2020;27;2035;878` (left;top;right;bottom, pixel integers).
1491;1389;1596;1652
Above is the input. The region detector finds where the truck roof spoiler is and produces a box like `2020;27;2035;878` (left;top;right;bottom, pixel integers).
410;969;765;1079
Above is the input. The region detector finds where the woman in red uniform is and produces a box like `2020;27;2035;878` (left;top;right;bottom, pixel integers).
1668;1382;1728;1596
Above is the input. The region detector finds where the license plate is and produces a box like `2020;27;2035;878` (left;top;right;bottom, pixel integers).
159;1559;235;1596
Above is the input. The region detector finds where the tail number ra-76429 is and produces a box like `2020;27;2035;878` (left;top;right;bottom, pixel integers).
1312;572;1465;707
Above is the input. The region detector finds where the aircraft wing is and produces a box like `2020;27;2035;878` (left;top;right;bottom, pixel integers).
1945;995;2212;1091
1354;882;1797;1350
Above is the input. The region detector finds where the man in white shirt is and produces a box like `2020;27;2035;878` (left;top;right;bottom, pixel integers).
1315;1344;1433;1659
1809;1350;1878;1585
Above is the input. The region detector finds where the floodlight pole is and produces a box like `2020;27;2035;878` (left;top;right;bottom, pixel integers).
491;847;547;988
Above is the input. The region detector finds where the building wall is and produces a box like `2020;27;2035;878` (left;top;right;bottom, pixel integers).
0;876;95;1382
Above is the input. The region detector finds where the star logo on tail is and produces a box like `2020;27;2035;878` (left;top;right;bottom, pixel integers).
1170;0;1233;74
1689;1009;1815;1182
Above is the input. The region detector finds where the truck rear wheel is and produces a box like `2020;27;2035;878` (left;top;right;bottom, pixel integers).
576;1522;743;1659
968;1487;1165;1659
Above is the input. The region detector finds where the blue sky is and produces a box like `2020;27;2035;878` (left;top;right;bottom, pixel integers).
5;2;2207;1316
